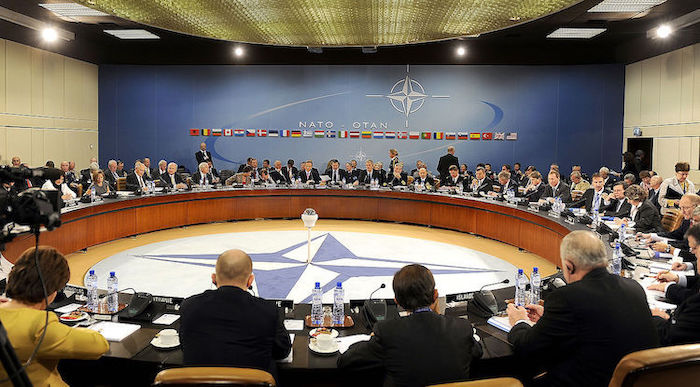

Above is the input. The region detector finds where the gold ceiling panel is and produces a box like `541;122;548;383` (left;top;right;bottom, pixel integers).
74;0;582;46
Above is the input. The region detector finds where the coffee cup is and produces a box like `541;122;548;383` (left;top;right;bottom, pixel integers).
157;329;179;346
315;332;335;350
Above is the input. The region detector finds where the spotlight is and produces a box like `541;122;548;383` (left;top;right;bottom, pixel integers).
41;28;58;42
656;24;672;38
456;46;466;57
233;46;244;57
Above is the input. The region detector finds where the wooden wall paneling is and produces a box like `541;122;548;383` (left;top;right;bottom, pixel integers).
85;207;137;247
376;197;431;225
135;201;188;233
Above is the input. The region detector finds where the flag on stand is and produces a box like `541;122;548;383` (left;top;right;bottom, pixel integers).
314;130;325;138
291;130;302;138
326;131;336;138
268;130;279;137
506;132;518;140
445;132;456;140
421;132;431;140
189;129;200;136
384;131;396;139
361;131;372;138
457;132;469;140
281;130;290;137
303;130;313;138
223;129;233;136
246;129;256;137
433;132;444;140
257;129;267;137
350;131;360;138
397;131;408;139
201;129;211;136
494;132;505;140
234;129;245;137
469;132;481;140
212;129;222;136
339;130;348;138
373;131;384;139
409;132;420;139
481;132;493;140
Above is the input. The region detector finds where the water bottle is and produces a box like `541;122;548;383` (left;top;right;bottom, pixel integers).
86;270;98;312
530;267;541;303
618;223;626;242
107;271;118;313
311;282;323;325
515;269;529;306
332;282;344;326
90;186;96;203
611;242;622;275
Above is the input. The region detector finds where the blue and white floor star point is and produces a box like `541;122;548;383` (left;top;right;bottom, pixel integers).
88;231;516;303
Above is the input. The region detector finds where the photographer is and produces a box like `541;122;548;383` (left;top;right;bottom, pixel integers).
0;246;108;385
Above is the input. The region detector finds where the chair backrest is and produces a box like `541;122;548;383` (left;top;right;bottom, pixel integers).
661;208;683;232
153;367;275;386
116;177;126;191
429;377;523;387
407;176;415;185
608;344;700;387
220;169;234;183
571;190;584;201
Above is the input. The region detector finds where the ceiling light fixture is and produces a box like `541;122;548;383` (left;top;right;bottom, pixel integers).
103;29;160;39
41;27;58;42
39;3;109;19
655;24;672;38
234;46;244;57
546;27;606;39
456;46;466;56
0;6;74;41
588;0;666;13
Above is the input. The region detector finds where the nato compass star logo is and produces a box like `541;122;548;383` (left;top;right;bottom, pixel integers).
135;233;502;303
366;64;450;128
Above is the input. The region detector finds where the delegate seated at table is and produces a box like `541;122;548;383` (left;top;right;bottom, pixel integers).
0;246;109;386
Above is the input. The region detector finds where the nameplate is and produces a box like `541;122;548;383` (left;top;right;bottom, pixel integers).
271;299;294;310
446;292;475;303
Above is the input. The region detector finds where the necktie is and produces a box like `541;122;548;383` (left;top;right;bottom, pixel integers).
683;181;687;193
138;175;144;188
616;200;622;212
170;174;175;186
113;171;118;180
26;179;32;188
594;192;600;210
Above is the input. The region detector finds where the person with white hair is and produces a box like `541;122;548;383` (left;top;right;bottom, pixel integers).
156;159;168;179
125;162;149;192
104;159;121;190
506;230;658;386
191;162;215;187
159;162;187;189
598;166;616;190
80;162;101;188
649;174;664;211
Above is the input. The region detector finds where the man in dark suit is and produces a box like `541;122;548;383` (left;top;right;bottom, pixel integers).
569;173;606;212
413;167;434;188
358;160;383;185
195;142;213;166
442;165;465;188
281;160;298;184
469;167;493;193
298;160;321;184
343;162;359;185
143;158;156;180
600;167;617;191
507;230;659;386
160;162;187;189
625;184;662;233
269;160;288;184
191;162;215;186
602;181;631;217
386;163;409;186
104;159;122;191
648;175;663;211
338;264;482;386
116;160;127;177
437;146;459;182
523;171;545;202
326;160;348;185
238;157;253;173
542;170;572;203
125;162;150;192
179;249;291;381
388;149;400;173
494;170;517;195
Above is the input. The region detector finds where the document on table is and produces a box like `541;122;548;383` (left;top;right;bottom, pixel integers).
277;334;295;363
89;321;141;342
337;334;371;354
153;314;180;325
638;277;678;311
283;319;304;331
648;262;694;276
487;315;534;333
54;303;82;314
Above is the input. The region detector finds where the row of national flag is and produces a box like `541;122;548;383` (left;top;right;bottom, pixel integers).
189;129;518;141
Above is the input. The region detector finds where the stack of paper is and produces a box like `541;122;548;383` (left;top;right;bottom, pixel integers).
487;316;534;333
277;334;295;363
88;321;140;342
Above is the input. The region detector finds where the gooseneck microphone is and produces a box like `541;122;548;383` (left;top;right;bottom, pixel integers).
369;283;386;300
478;279;509;293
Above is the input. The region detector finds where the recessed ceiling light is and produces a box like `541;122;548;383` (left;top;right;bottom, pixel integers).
104;30;160;40
41;27;58;42
547;28;607;39
588;0;666;13
234;46;244;57
39;3;109;19
656;24;672;38
456;46;466;56
509;16;521;22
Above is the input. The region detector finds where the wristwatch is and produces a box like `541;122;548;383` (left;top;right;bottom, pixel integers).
665;245;671;253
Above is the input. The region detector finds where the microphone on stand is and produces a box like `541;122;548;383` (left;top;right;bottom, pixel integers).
362;283;387;330
469;279;510;318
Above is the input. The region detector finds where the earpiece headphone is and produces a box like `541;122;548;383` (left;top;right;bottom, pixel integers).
566;263;576;275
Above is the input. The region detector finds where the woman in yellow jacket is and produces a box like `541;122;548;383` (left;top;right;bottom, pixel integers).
0;246;109;386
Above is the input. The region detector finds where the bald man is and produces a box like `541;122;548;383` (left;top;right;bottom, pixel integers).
179;249;291;381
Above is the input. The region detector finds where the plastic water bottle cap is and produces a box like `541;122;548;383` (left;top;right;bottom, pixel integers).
89;270;95;275
518;269;523;274
315;282;320;288
533;267;538;273
336;282;342;288
110;271;115;277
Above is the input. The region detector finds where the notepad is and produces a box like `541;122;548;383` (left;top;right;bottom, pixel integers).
153;314;180;325
277;334;295;363
54;303;82;314
487;315;534;333
337;334;371;354
89;321;140;342
283;319;304;331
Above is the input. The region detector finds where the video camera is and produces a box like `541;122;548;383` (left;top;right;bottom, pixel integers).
0;166;63;245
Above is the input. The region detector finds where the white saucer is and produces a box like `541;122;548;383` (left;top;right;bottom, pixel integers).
309;328;339;338
59;312;88;322
308;339;338;355
151;337;180;350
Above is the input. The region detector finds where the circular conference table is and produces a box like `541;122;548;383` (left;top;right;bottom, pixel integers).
3;187;577;267
4;187;586;386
